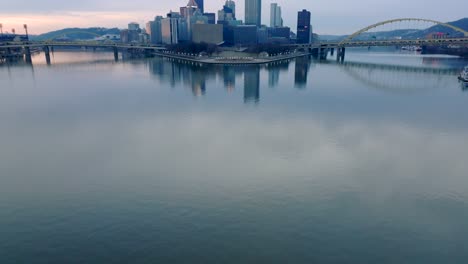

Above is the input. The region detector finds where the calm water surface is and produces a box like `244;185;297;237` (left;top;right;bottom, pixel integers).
1;51;468;263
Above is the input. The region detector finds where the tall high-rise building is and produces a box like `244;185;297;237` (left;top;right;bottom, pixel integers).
270;3;283;27
161;12;181;44
297;9;312;44
146;16;163;44
179;0;200;40
120;29;129;43
127;22;141;43
217;4;236;25
203;13;216;24
245;0;261;27
128;22;140;31
225;0;236;19
195;0;204;13
181;0;199;18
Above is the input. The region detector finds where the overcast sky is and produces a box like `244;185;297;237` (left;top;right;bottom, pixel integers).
0;0;466;35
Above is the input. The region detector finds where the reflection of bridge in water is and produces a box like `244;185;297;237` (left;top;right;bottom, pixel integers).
327;60;460;93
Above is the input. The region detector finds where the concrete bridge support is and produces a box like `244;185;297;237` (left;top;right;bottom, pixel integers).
24;46;32;63
310;48;319;59
113;47;119;61
44;46;51;65
336;47;346;62
330;48;334;56
319;48;328;60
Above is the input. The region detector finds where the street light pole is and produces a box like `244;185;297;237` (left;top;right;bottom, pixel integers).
24;24;29;40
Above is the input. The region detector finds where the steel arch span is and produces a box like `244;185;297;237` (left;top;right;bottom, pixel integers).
339;18;468;45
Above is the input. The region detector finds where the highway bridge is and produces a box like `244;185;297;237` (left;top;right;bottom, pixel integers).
0;41;166;50
0;41;166;64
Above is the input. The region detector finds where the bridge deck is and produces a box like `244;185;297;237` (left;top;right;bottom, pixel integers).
0;42;166;50
0;37;467;50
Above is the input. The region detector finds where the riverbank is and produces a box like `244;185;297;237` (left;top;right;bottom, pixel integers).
153;51;311;65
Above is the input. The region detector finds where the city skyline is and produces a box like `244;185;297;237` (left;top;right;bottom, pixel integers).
0;0;467;35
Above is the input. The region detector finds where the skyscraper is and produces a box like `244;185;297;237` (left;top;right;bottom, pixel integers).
217;2;237;26
181;0;199;18
194;0;204;13
161;12;181;44
225;0;236;19
245;0;261;27
270;3;283;27
127;22;141;43
203;13;216;24
297;9;312;44
146;16;163;44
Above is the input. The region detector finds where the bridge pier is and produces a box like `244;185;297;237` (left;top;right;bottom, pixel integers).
6;48;12;58
24;46;32;63
44;46;51;65
113;47;119;61
336;47;346;63
310;48;319;59
330;48;334;56
318;48;328;60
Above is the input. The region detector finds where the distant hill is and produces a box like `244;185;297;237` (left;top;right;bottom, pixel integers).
319;18;468;41
32;27;121;41
412;18;468;38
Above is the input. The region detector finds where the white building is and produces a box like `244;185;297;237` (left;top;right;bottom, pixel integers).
270;3;283;28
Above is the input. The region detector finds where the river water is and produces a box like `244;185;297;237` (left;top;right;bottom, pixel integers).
1;51;468;263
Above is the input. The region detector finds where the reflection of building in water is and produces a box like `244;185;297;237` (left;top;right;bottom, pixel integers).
267;61;290;88
244;66;260;103
148;57;182;87
149;57;219;95
223;66;236;92
191;70;206;96
269;68;280;87
295;56;311;89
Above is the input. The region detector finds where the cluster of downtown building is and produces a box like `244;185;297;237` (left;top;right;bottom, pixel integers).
120;0;314;47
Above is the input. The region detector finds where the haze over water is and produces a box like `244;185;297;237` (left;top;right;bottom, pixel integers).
1;51;468;263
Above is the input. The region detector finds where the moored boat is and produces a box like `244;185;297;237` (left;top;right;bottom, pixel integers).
459;66;468;82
